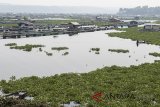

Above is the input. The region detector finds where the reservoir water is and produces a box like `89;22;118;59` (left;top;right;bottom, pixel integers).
0;30;160;80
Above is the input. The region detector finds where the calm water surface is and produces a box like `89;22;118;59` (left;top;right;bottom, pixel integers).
0;30;160;80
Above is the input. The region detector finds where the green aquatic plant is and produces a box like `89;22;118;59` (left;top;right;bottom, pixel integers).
149;52;160;57
155;60;160;63
1;62;160;106
2;26;160;106
10;44;45;52
62;52;69;56
51;47;69;51
39;48;43;52
95;51;100;54
108;27;160;45
90;48;100;54
5;43;17;46
108;49;129;53
9;76;16;81
46;53;53;56
44;51;53;56
90;48;100;52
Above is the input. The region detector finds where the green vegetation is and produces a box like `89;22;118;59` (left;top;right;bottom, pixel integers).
2;26;160;106
5;44;71;56
5;44;57;57
39;48;43;52
62;52;69;56
155;60;160;63
0;97;50;107
10;44;45;52
0;23;18;27
34;19;126;27
90;48;100;54
90;48;100;52
35;20;77;25
53;36;58;38
155;21;160;24
1;62;160;106
95;51;100;54
90;21;127;27
44;51;53;56
149;52;160;57
108;49;129;53
108;27;160;45
51;47;69;51
5;43;17;46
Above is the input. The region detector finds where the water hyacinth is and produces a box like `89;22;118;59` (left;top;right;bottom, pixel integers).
9;44;45;52
5;43;17;46
149;52;160;57
108;49;129;53
51;47;69;51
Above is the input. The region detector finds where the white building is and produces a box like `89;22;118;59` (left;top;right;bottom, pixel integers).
144;24;160;31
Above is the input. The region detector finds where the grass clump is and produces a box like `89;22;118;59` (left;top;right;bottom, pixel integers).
90;48;100;54
44;51;53;56
108;27;160;45
1;62;160;106
95;51;100;54
5;43;17;46
108;49;129;53
90;48;100;52
149;52;160;57
51;47;69;51
62;52;69;56
10;44;45;52
39;48;43;52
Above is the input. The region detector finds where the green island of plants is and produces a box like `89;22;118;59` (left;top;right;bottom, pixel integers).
108;27;160;45
149;52;160;57
51;47;69;51
5;43;17;46
1;61;160;106
10;44;45;52
44;51;53;56
95;51;100;54
108;49;129;53
90;48;100;54
90;48;100;52
62;52;69;56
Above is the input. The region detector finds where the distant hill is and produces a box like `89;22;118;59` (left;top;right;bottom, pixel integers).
118;6;160;16
0;4;117;14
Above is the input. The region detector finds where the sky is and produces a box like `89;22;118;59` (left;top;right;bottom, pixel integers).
0;0;160;8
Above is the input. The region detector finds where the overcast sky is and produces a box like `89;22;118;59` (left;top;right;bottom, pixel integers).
0;0;159;8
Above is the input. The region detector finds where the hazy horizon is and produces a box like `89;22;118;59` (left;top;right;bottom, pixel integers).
0;0;160;14
0;4;119;14
0;0;160;8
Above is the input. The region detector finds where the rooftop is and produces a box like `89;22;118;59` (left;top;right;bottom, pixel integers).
144;24;160;26
69;22;80;26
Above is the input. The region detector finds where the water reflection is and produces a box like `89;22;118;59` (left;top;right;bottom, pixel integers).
0;30;160;80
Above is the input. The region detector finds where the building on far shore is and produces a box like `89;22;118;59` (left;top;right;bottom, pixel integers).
144;24;160;31
109;18;121;22
68;22;81;31
0;26;3;32
128;21;138;27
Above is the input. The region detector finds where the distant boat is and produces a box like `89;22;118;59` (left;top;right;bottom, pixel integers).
136;40;146;47
137;40;145;43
